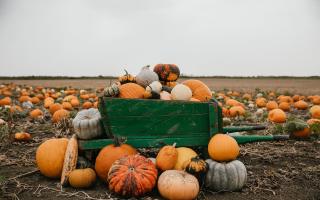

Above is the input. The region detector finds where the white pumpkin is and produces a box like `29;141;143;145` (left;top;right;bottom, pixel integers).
73;108;103;140
146;81;162;93
136;65;159;88
171;84;192;101
22;101;33;109
205;159;247;192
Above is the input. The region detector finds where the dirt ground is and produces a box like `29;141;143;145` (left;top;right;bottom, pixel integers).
0;78;320;200
1;77;320;95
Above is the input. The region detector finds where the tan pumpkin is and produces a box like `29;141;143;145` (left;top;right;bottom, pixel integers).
158;170;199;200
119;83;145;99
61;135;78;186
156;143;178;171
174;147;198;170
208;134;239;162
182;79;212;101
36;138;68;178
69;168;96;188
268;108;287;123
52;109;70;123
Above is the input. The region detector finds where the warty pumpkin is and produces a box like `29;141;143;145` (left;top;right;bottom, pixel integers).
182;79;212;101
268;108;287;123
68;168;96;188
156;143;178;171
104;82;120;97
61;134;78;186
158;170;199;200
36;138;68;178
208;134;239;162
153;64;180;82
185;156;208;184
174;147;198;170
95;139;137;181
73;108;103;140
136;65;159;88
205;159;247;191
108;154;158;197
119;83;145;99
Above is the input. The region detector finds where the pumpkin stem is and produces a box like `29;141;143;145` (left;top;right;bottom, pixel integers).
172;142;176;148
124;69;129;75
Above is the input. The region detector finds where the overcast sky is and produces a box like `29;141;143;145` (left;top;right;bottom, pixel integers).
0;0;319;76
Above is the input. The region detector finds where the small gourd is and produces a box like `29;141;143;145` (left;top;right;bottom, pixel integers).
156;143;178;171
118;69;136;84
146;81;162;93
104;82;120;97
69;168;96;188
185;156;208;182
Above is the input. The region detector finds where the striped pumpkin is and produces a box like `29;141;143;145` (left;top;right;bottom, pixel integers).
108;154;158;197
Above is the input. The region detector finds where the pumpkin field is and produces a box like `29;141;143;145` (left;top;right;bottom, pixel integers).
0;72;320;200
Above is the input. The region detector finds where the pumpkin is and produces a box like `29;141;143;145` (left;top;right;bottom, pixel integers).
119;83;145;99
208;134;239;162
146;81;162;93
266;101;278;111
307;118;320;125
182;79;212;101
19;95;31;103
229;106;245;117
279;102;290;111
49;103;62;115
162;85;173;93
285;119;310;138
104;82;120;97
80;94;90;100
278;95;293;104
62;102;73;111
36;138;68;178
69;168;96;188
158;170;199;200
108;154;158;197
136;65;159;88
153;64;180;82
160;91;172;100
174;147;198;170
242;93;252;101
0;97;12;106
185;156;208;183
73;108;103;139
82;101;93;109
10;105;23;113
22;101;33;109
44;97;54;108
95;139;137;181
256;97;267;108
190;97;200;102
70;98;80;107
311;95;320;105
294;100;308;110
268;108;287;123
205;159;247;191
310;105;320;119
61;134;78;186
171;84;192;101
30;97;40;104
52;109;70;123
226;99;244;108
29;109;43;119
143;90;160;99
14;132;31;141
156;143;178;171
118;69;136;84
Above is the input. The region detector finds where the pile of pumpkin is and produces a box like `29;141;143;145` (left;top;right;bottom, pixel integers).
217;91;320;138
35;133;247;199
104;64;212;102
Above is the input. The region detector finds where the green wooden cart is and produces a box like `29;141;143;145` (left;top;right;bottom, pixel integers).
79;97;288;150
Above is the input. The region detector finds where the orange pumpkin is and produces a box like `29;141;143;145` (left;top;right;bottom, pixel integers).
182;79;212;101
226;99;245;108
49;103;62;115
310;105;320;119
266;101;278;111
268;109;286;123
70;98;80;107
44;97;54;108
62;102;73;111
52;109;70;123
108;154;158;197
292;127;310;138
10;105;23;113
256;98;267;108
14;132;31;141
311;95;320;105
95;141;137;181
242;93;252;101
82;101;93;109
36;138;68;178
0;97;12;106
156;143;178;171
294;100;308;110
222;107;230;117
277;95;293;104
30;97;40;104
229;106;245;117
279;102;290;111
19;95;31;103
208;134;239;162
30;109;43;119
119;83;145;99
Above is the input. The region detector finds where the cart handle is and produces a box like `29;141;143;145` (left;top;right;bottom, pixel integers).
223;125;266;133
